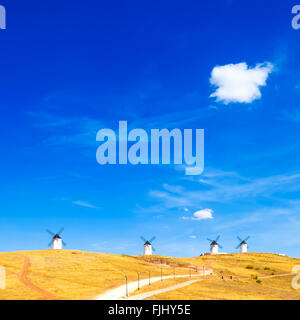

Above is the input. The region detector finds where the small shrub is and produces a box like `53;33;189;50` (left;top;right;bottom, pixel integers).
256;279;262;284
255;267;260;270
246;265;254;269
264;267;270;270
251;274;258;280
271;271;275;275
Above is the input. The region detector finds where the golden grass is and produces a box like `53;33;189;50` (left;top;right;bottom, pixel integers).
0;250;299;300
0;250;193;300
147;276;300;300
146;253;300;300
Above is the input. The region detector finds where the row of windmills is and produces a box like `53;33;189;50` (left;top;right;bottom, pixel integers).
45;229;250;256
140;235;251;256
207;235;250;255
139;235;251;256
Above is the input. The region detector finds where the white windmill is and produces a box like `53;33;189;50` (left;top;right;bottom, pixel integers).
140;236;156;255
207;236;222;254
46;228;66;249
236;236;250;253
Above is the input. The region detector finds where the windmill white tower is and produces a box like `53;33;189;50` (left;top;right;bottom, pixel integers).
236;236;250;253
46;228;66;249
207;236;222;254
140;236;156;255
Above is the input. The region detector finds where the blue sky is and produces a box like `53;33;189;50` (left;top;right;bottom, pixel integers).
0;0;300;257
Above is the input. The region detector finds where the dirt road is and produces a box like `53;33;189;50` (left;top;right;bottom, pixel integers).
127;279;200;300
95;270;212;300
18;257;57;300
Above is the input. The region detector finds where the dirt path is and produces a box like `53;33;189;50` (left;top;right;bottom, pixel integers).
127;279;200;300
95;270;212;300
18;257;57;300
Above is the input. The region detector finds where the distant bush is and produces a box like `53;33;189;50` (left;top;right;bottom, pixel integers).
246;265;254;269
251;274;258;280
255;267;260;270
264;267;270;270
271;271;275;275
256;279;262;284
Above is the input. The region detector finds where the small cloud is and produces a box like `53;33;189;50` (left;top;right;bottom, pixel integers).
181;208;214;221
189;235;197;239
184;208;189;212
210;62;274;104
72;200;98;209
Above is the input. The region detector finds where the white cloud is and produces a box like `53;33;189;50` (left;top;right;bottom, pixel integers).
182;208;214;221
189;235;197;239
210;62;274;104
72;200;98;209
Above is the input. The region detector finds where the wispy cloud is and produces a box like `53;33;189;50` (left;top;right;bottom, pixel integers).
210;62;274;104
29;111;105;148
72;200;98;209
282;107;300;122
214;213;261;231
143;170;300;213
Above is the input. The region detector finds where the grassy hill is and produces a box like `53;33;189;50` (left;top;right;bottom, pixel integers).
139;253;300;300
0;250;299;300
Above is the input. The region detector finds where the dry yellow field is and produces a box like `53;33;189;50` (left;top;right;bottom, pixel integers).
0;250;299;300
146;253;300;300
0;250;196;300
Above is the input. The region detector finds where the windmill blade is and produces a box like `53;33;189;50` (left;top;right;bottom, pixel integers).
149;236;156;243
218;243;223;249
62;240;67;247
57;227;64;235
152;246;156;252
46;229;55;236
140;236;147;242
215;235;220;242
237;236;242;242
244;236;250;242
48;241;52;247
207;238;213;242
235;244;240;249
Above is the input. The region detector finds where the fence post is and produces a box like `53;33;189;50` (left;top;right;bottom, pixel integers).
125;275;128;298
